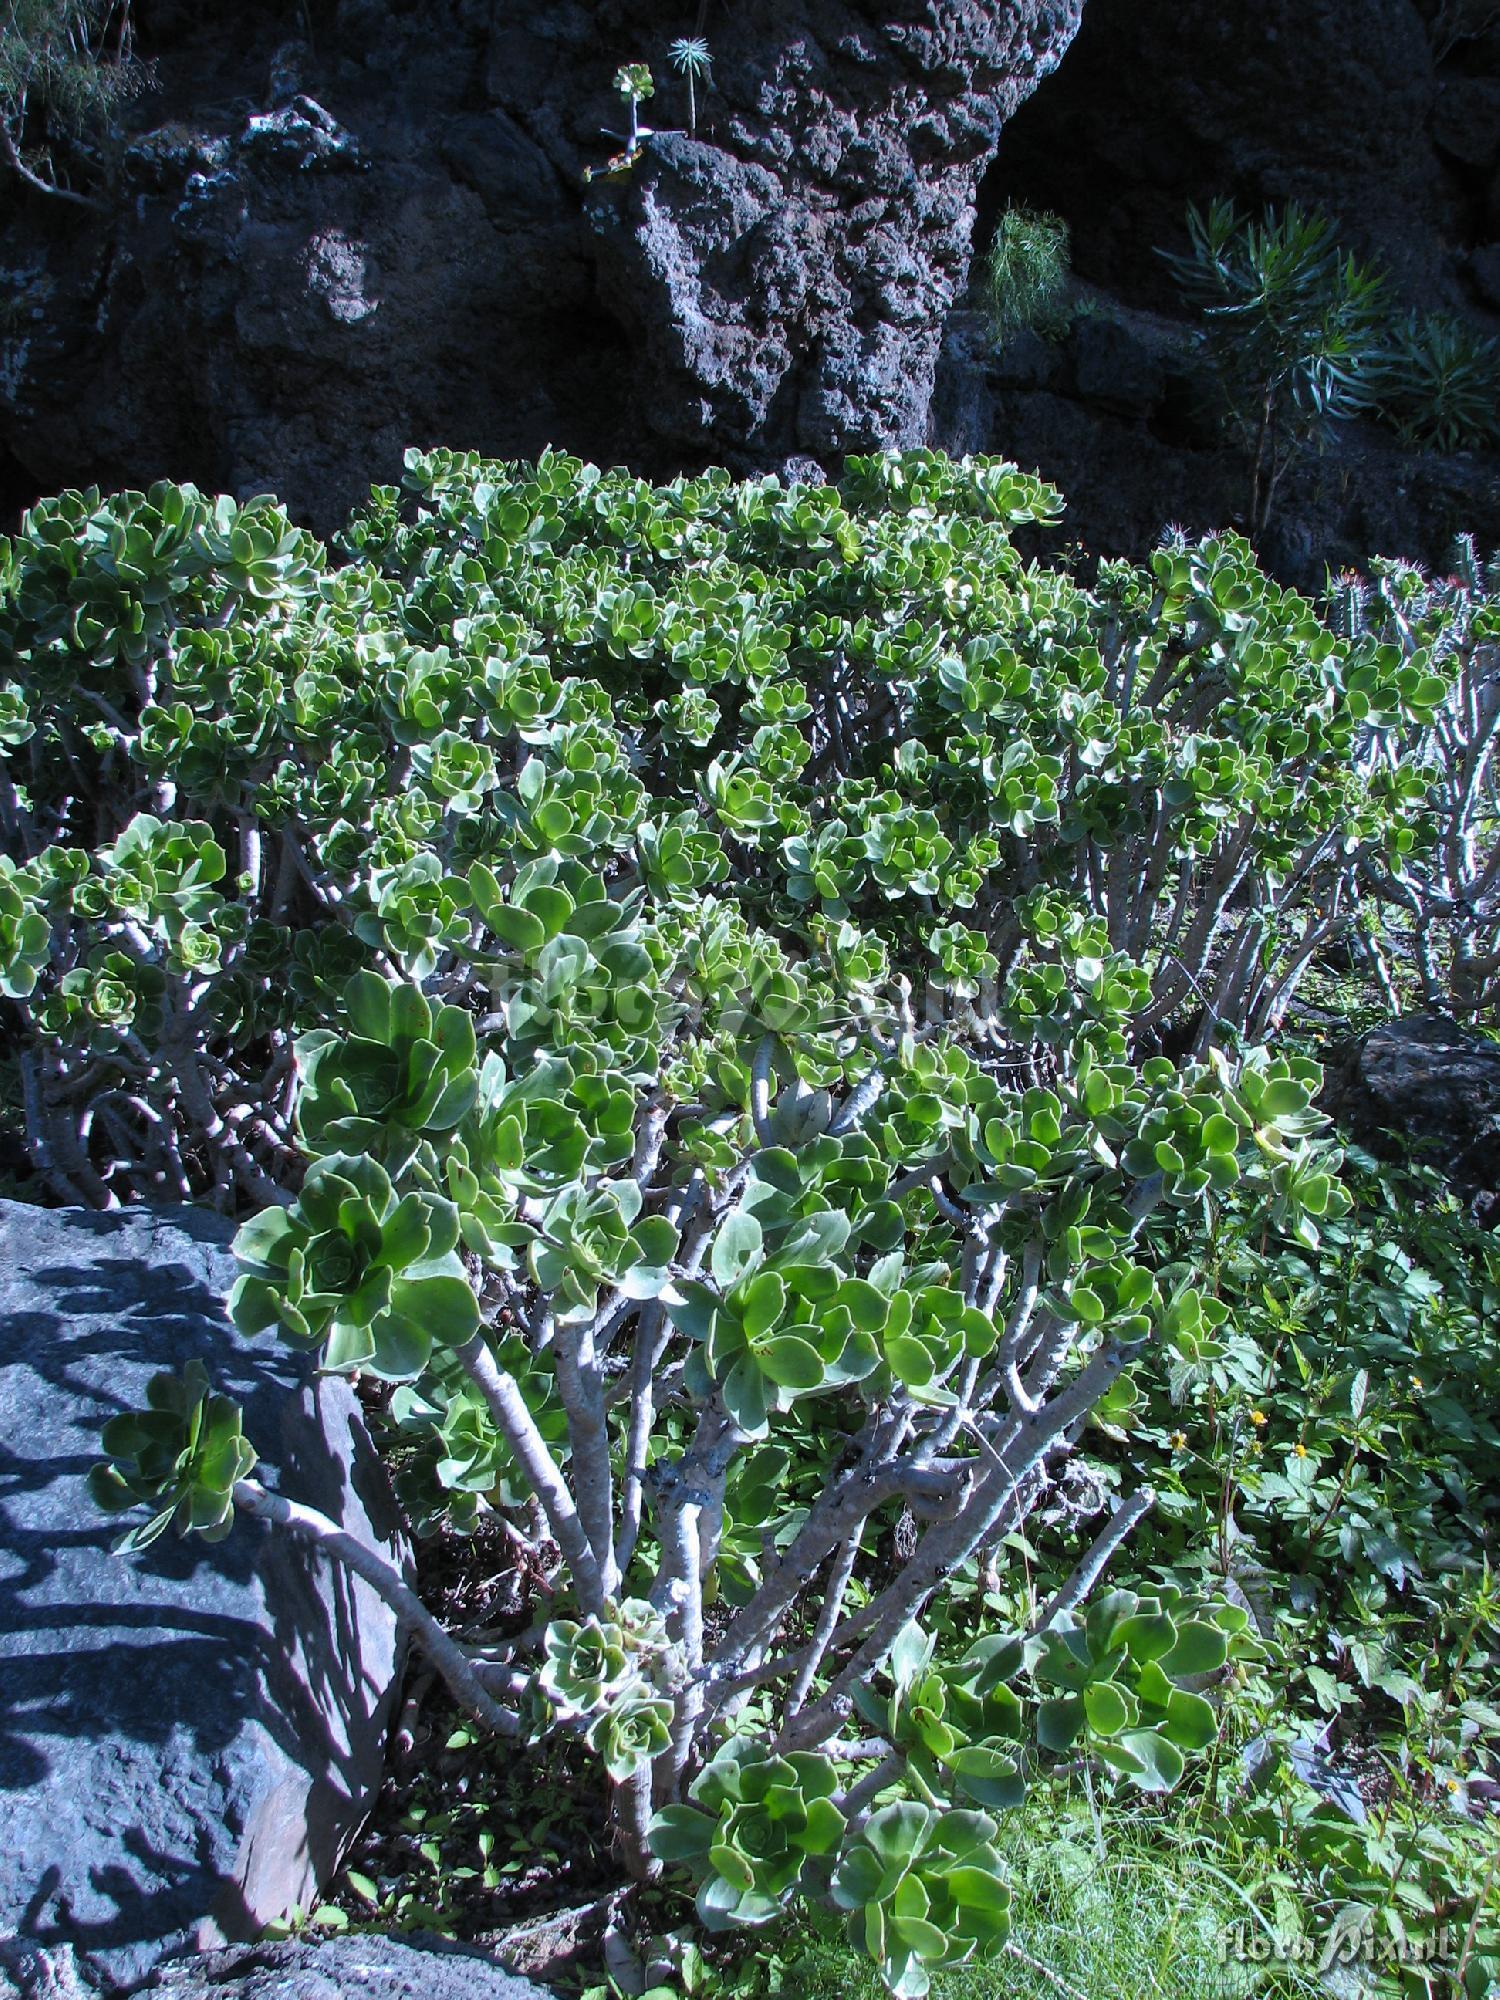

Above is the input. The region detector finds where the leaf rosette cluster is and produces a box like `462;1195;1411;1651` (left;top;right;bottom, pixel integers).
1;448;1489;1989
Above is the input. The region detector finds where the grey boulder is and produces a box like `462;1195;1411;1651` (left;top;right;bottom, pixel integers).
137;1936;554;1999
1320;1013;1500;1205
0;1936;556;2000
0;1202;409;1989
0;1940;98;2000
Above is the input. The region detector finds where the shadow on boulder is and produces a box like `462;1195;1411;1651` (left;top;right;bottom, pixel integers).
0;1203;410;1989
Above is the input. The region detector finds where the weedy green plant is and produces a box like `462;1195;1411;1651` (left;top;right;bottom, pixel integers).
1076;1139;1500;1997
1161;200;1388;540
1373;314;1500;456
1227;1743;1500;1999
668;38;711;138
0;0;147;206
0;451;1488;1993
983;206;1073;345
652;1794;1333;2000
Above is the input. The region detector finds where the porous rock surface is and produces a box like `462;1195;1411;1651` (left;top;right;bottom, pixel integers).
6;0;1500;581
0;1936;555;2000
585;0;1086;468
0;1940;98;2000
0;1202;409;1989
0;0;1085;531
1320;1012;1500;1203
136;1937;554;2000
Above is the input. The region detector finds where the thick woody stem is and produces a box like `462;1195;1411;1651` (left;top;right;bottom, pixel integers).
612;1765;661;1881
457;1333;607;1612
234;1478;518;1736
0;117;107;208
786;1529;863;1717
840;1753;907;1823
777;1342;1128;1752
750;1033;777;1145
707;1414;914;1674
615;1301;671;1579
1030;1486;1156;1634
553;1317;619;1599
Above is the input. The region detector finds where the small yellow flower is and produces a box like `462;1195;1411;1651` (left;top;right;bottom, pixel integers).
1410;1374;1424;1392
1445;1777;1461;1794
1249;1409;1267;1428
1170;1430;1188;1452
1294;1441;1308;1459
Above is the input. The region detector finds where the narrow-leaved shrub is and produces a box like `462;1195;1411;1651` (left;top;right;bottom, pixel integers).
984;206;1073;344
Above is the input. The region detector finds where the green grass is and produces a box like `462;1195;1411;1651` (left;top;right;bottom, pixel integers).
702;1798;1325;2000
983;205;1074;344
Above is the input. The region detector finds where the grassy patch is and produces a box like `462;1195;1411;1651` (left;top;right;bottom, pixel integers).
684;1797;1325;2000
983;205;1074;343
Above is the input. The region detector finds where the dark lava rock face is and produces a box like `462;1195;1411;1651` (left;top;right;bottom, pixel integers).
8;0;1500;575
986;0;1464;307
585;0;1086;470
940;0;1500;578
0;0;1084;532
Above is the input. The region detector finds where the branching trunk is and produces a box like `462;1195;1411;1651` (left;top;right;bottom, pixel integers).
234;1478;520;1736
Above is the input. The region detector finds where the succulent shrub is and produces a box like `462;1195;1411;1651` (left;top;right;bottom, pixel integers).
2;451;1483;1989
89;1358;257;1551
1325;535;1500;1017
614;62;653;148
983;205;1073;345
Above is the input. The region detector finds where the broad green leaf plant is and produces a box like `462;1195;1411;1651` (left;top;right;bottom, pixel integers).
0;450;1482;1990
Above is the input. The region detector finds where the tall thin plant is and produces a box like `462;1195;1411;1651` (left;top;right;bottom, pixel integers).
1161;200;1387;542
669;37;711;138
614;62;654;151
